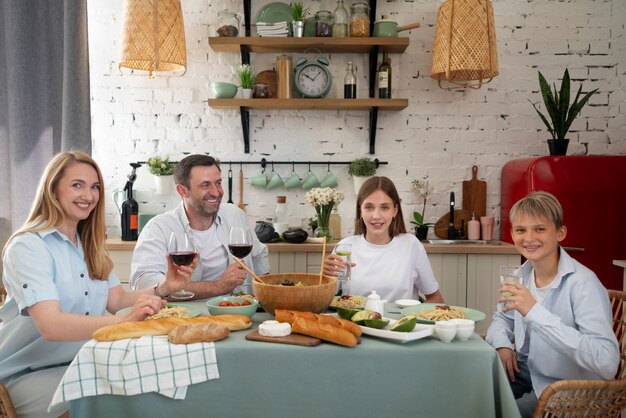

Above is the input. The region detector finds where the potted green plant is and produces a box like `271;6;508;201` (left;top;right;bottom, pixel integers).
410;179;434;240
290;1;310;37
348;158;377;194
147;155;176;195
233;64;256;98
530;68;598;156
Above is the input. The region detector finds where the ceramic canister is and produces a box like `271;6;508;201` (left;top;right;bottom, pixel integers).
276;54;293;98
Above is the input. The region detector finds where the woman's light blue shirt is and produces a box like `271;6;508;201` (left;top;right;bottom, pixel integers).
0;230;120;381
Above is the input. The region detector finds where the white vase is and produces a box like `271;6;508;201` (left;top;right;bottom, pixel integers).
154;175;174;195
353;176;372;194
241;88;252;99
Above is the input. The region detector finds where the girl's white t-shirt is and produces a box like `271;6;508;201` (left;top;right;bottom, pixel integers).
334;233;439;301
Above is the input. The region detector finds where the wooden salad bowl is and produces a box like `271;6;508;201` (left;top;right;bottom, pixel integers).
252;273;337;315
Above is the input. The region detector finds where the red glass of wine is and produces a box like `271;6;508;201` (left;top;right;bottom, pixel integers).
228;227;253;294
168;231;197;299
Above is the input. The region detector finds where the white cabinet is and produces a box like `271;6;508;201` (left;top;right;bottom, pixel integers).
110;251;132;285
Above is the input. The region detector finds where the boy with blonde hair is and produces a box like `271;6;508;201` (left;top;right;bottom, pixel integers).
486;191;619;417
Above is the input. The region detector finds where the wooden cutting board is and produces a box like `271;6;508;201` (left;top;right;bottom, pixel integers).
434;209;473;239
462;166;487;219
246;330;321;346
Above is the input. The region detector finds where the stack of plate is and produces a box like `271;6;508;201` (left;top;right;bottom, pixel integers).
257;21;289;37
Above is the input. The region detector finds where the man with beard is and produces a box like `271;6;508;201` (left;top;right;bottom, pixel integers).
130;154;269;299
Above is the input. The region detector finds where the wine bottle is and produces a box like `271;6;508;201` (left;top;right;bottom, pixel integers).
344;61;356;99
378;50;392;99
121;182;139;241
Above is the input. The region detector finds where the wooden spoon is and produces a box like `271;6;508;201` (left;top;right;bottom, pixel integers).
237;168;245;211
232;256;264;283
319;236;327;285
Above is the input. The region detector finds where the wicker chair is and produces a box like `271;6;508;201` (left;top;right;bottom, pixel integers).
0;382;17;418
532;289;626;417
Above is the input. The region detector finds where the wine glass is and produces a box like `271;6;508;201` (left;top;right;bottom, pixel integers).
168;231;197;299
228;227;253;294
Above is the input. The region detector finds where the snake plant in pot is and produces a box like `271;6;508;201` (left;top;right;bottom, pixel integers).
530;68;598;156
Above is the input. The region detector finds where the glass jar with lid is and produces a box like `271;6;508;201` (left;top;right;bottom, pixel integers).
315;10;333;37
216;10;240;37
349;1;370;37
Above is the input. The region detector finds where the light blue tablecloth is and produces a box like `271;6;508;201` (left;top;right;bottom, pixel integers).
70;304;520;418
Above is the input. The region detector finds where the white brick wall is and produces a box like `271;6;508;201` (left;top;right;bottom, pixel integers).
87;0;626;240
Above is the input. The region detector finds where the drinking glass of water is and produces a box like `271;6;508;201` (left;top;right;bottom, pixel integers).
335;243;352;295
498;265;522;311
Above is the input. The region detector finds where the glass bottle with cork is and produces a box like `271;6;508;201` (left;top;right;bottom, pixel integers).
315;10;333;37
332;0;348;37
378;50;392;98
329;207;341;240
344;61;356;99
273;195;289;235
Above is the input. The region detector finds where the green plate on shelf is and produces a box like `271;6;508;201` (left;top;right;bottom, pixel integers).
256;2;292;24
400;303;486;324
115;303;203;317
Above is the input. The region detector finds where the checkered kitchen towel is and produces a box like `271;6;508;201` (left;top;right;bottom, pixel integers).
49;336;220;409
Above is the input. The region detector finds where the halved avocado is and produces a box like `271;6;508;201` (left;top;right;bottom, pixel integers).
390;315;417;332
363;318;390;329
351;310;382;325
336;307;361;320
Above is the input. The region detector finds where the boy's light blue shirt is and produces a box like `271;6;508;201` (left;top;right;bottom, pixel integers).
129;202;269;290
0;230;120;381
486;247;619;396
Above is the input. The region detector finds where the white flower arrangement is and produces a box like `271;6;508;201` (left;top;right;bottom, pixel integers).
304;187;344;208
232;64;255;89
411;179;434;227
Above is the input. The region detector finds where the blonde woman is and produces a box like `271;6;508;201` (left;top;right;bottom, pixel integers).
0;151;190;418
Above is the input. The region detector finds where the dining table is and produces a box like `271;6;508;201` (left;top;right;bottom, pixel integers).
68;300;521;418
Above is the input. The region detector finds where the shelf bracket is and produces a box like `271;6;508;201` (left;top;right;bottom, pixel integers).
240;45;251;65
369;107;379;154
243;0;251;37
240;106;250;153
368;45;379;98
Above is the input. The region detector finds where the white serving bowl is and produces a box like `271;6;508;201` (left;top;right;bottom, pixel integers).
395;299;421;308
435;326;457;343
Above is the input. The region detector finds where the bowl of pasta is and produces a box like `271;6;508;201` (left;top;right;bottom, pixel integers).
400;303;486;324
206;296;258;318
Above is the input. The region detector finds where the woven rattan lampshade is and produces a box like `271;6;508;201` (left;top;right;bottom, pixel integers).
431;0;498;90
119;0;186;77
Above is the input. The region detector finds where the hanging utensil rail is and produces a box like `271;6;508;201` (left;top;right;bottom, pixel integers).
137;158;388;168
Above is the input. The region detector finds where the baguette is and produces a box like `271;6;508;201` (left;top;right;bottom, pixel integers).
93;315;251;341
168;323;230;344
291;316;357;347
274;309;362;337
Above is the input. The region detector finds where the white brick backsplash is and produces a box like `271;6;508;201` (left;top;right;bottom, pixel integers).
87;0;626;239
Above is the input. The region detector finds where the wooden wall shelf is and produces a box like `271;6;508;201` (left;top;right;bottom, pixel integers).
208;37;409;54
207;98;408;111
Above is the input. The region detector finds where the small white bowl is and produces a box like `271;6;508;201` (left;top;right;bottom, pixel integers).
450;318;475;327
435;320;457;330
435;326;457;343
455;326;475;341
395;299;421;308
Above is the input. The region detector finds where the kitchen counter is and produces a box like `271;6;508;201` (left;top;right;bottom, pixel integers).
105;237;518;255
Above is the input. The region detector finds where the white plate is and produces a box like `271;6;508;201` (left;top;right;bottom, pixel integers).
359;319;434;343
395;299;421;308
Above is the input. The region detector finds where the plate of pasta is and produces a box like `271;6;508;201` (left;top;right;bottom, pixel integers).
116;303;203;318
400;304;486;324
329;295;366;310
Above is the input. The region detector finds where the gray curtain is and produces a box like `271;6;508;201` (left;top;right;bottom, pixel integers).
0;0;91;266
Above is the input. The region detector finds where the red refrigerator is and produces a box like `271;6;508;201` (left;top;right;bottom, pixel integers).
501;155;626;291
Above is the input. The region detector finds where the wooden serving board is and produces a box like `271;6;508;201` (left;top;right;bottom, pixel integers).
462;165;487;219
246;330;321;346
434;209;473;239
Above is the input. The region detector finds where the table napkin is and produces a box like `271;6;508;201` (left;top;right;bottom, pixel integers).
49;336;220;410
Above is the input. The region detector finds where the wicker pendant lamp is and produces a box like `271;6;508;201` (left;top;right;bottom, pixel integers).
119;0;187;77
431;0;498;90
